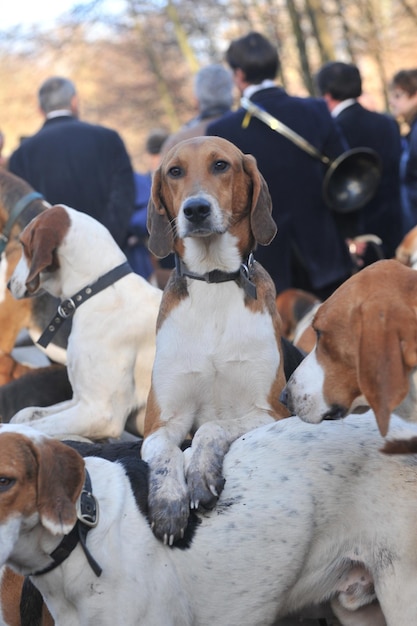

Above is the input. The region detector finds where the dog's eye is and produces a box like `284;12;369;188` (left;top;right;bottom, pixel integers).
0;477;15;492
314;328;322;341
213;160;230;173
168;166;183;178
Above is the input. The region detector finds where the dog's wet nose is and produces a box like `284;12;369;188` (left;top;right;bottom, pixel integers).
183;198;211;224
323;405;347;421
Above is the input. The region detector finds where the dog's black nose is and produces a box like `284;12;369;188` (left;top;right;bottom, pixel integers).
183;198;211;224
323;405;347;421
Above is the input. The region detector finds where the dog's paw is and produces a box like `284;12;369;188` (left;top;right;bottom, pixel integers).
147;475;190;546
186;457;226;511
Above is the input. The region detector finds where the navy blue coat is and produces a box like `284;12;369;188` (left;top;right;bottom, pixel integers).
207;87;353;295
334;102;403;257
8;115;135;248
401;118;417;231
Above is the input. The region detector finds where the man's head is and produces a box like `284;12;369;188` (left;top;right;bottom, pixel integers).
315;62;362;102
194;64;234;115
226;32;279;86
38;77;78;116
389;69;417;125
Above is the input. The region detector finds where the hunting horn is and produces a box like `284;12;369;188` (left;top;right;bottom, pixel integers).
241;97;382;214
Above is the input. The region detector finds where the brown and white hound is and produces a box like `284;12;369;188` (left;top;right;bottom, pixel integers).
141;136;289;544
285;259;417;452
8;205;161;440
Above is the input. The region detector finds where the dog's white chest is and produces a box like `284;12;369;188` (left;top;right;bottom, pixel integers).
154;282;279;423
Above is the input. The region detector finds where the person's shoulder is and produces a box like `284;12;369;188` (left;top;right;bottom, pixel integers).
78;119;120;136
354;104;401;132
206;110;242;134
9;128;42;159
298;95;330;114
276;94;330;120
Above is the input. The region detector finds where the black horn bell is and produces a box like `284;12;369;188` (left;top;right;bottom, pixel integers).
323;147;382;214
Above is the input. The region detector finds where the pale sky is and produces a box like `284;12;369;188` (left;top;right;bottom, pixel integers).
3;1;78;30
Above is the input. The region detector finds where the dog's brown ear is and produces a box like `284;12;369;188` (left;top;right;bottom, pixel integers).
147;168;174;258
357;302;417;437
242;153;277;246
36;438;85;535
21;224;59;294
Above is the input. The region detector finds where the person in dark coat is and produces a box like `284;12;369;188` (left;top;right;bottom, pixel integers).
316;61;403;259
8;76;135;249
389;69;417;234
206;32;353;299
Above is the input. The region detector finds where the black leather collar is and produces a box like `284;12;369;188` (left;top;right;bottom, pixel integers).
37;261;132;348
175;253;257;299
31;470;102;578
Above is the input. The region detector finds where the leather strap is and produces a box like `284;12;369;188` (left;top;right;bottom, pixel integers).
31;470;102;578
175;253;257;299
37;262;132;348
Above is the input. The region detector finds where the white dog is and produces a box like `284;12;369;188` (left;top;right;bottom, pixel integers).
8;205;161;440
0;416;416;625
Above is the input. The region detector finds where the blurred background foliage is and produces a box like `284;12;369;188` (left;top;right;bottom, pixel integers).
1;0;416;170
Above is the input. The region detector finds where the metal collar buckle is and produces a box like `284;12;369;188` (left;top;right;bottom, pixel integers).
76;487;99;528
240;252;255;279
57;298;76;318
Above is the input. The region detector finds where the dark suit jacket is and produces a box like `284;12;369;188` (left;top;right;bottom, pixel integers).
334;102;403;257
8;115;135;248
401;118;417;231
207;87;353;295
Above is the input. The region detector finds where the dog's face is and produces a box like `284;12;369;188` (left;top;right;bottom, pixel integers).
147;136;276;265
0;424;84;568
8;206;71;299
286;260;417;437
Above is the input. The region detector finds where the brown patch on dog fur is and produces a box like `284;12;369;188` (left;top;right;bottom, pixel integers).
381;438;417;454
276;288;320;341
0;354;33;386
143;387;165;437
20;205;71;294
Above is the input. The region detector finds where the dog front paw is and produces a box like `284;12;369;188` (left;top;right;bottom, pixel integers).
147;472;190;545
186;459;226;511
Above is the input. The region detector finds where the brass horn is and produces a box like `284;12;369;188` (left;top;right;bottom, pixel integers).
241;97;382;214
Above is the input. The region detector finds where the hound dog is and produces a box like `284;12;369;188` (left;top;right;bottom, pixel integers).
285;259;417;452
0;168;69;382
141;136;290;544
1;417;417;625
8;205;161;440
